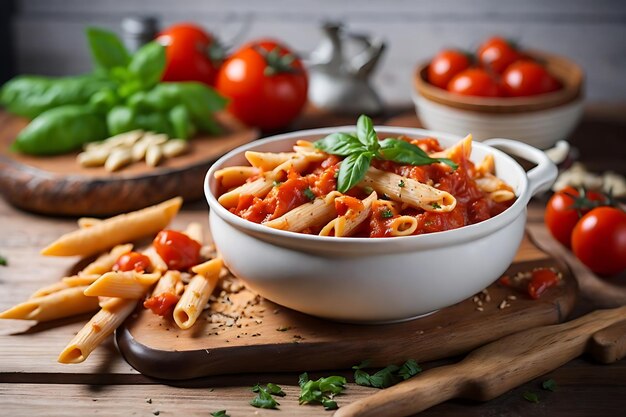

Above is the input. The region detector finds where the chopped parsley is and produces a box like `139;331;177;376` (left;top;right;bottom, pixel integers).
272;180;282;187
430;202;441;209
250;383;284;409
298;372;346;410
542;379;557;392
210;411;229;417
303;187;316;201
363;186;374;195
523;391;540;403
380;209;394;219
398;180;405;188
353;359;421;389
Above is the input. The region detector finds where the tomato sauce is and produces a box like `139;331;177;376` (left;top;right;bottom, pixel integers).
224;137;515;237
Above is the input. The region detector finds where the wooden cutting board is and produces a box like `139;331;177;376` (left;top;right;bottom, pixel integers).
0;111;258;216
116;234;577;380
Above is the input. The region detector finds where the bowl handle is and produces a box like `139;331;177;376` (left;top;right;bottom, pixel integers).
483;138;558;197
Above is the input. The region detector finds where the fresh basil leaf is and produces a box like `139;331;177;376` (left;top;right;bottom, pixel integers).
314;132;366;156
298;375;346;409
398;359;422;380
322;399;338;410
250;388;279;409
368;365;400;388
378;138;457;169
128;42;166;90
86;27;130;70
337;152;372;193
169;104;195;139
354;369;371;386
356;114;379;149
210;411;229;417
174;82;227;134
265;383;286;397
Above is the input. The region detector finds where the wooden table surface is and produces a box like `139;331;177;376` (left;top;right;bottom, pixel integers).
1;105;625;417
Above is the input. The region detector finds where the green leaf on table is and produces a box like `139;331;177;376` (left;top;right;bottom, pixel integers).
398;359;422;380
298;372;309;388
353;359;422;388
523;391;540;403
86;27;131;70
542;379;557;392
0;254;7;266
250;388;279;409
128;42;167;90
210;411;229;417
299;374;347;409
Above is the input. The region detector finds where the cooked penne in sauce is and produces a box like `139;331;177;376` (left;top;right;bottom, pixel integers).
215;133;516;237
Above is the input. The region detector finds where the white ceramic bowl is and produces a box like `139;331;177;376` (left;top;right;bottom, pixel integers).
413;94;584;150
204;127;557;323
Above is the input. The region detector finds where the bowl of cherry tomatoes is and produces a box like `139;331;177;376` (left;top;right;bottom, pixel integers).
413;37;585;149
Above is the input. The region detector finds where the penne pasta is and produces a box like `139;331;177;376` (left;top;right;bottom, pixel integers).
218;175;274;209
30;281;70;299
0;287;100;322
264;195;339;232
142;246;168;272
183;222;203;245
430;134;472;161
77;217;102;228
41;197;182;257
214;166;260;189
151;270;184;297
62;274;101;286
57;297;137;364
320;192;377;237
245;151;296;170
83;271;161;299
174;258;223;329
489;190;516;203
389;216;419;236
362;167;456;212
82;244;133;275
475;153;495;175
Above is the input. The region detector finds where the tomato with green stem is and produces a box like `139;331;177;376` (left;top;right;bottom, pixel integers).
215;39;308;131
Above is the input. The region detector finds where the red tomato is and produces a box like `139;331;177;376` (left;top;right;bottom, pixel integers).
153;230;201;271
477;37;521;74
157;23;223;85
428;50;471;89
114;252;151;272
502;60;561;97
527;268;560;299
216;39;308;131
144;292;180;316
447;68;502;97
572;207;626;276
544;186;607;248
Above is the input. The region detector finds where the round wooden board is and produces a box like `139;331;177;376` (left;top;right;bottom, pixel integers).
0;111;259;216
116;233;578;380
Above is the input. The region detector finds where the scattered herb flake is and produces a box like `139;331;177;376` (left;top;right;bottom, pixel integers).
299;374;346;409
266;383;286;397
431;202;441;209
380;209;394;219
210;411;229;417
353;359;422;389
250;386;280;409
303;187;316;201
363;186;374;195
523;391;540;403
542;379;557;392
398;180;405;188
276;326;292;332
0;255;6;266
272;180;282;187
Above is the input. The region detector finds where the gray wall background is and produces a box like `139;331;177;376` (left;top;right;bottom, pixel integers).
7;0;626;106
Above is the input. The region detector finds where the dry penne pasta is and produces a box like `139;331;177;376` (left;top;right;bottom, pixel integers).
142;246;168;272
151;270;184;297
30;281;70;299
362;167;456;212
183;222;203;244
174;258;223;329
62;274;101;287
57;297;137;364
41;197;182;257
82;244;133;275
83;271;161;299
0;287;99;322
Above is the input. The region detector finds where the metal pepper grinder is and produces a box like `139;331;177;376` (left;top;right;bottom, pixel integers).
306;22;386;115
121;16;159;52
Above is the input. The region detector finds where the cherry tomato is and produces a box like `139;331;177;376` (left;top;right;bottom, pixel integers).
477;37;521;74
447;68;501;97
544;186;607;248
427;50;471;89
572;207;626;276
157;23;223;85
144;292;180;316
527;268;560;299
114;251;151;272
502;60;561;97
153;230;201;271
216;39;308;131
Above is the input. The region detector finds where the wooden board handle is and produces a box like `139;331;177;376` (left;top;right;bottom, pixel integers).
589;319;626;364
335;306;626;417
